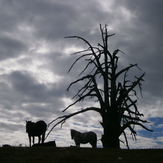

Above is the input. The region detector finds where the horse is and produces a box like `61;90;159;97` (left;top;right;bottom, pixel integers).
70;129;97;148
26;120;47;147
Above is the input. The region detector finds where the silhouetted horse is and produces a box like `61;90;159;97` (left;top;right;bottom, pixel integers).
26;120;47;147
70;129;97;148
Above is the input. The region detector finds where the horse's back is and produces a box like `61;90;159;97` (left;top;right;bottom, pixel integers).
35;121;47;134
78;131;97;143
27;120;47;136
36;120;47;128
88;131;97;140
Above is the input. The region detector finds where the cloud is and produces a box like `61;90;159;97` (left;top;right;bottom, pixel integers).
0;35;27;60
0;0;162;148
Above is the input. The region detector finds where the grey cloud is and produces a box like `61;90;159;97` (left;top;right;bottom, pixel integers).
9;71;66;103
0;0;162;148
0;35;27;60
11;0;107;41
0;122;23;131
106;1;163;102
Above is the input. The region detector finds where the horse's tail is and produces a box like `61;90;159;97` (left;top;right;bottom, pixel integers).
92;132;98;148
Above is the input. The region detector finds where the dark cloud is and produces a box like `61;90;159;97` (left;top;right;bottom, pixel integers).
10;71;47;98
0;35;27;60
0;121;24;131
106;0;163;103
7;70;67;111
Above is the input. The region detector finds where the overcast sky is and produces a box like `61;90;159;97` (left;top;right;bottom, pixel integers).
0;0;163;149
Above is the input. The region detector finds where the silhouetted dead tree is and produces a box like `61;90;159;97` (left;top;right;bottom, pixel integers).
47;24;152;148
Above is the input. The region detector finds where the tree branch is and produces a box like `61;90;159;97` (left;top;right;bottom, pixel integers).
115;64;138;79
45;107;101;140
120;121;153;136
65;36;104;75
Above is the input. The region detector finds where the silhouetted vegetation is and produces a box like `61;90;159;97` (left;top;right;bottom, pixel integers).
0;147;162;163
47;24;152;148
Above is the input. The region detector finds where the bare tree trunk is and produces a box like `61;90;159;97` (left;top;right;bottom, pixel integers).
101;112;120;148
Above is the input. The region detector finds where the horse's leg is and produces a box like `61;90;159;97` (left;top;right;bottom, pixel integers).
90;140;97;148
91;143;96;148
91;134;97;148
33;136;35;145
75;142;80;147
74;138;79;147
42;133;45;143
76;143;80;147
94;140;97;148
38;135;41;144
28;135;31;147
93;141;97;148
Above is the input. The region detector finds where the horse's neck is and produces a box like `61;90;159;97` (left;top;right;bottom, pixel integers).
31;122;35;126
31;123;36;128
76;131;81;134
73;131;81;137
76;131;83;138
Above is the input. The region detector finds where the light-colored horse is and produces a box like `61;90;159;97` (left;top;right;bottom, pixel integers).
70;129;97;148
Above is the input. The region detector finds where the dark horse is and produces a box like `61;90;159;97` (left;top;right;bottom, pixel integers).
70;129;97;148
26;120;47;147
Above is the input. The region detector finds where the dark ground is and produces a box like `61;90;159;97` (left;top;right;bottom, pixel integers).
0;147;162;163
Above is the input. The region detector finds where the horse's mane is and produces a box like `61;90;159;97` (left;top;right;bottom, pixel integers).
70;129;80;137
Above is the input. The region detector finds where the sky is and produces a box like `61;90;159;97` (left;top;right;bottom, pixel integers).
0;0;163;149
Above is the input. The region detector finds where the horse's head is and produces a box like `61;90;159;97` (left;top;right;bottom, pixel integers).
26;121;33;133
70;129;76;139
